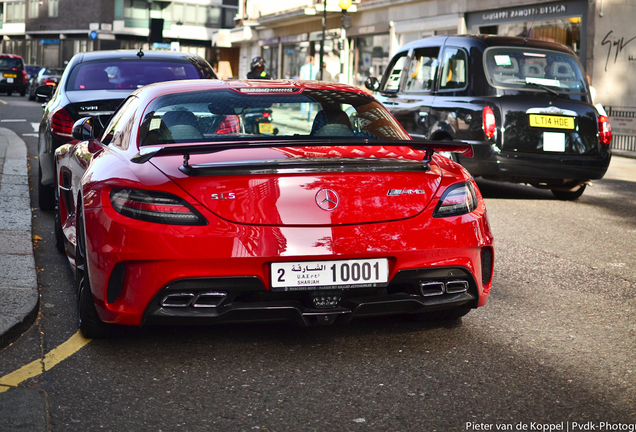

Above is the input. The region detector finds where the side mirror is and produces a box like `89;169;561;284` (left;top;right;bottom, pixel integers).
364;77;380;92
35;85;53;99
72;117;94;141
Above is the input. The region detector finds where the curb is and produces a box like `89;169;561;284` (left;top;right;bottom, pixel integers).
0;128;39;350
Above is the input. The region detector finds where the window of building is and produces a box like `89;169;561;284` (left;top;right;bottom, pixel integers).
123;0;148;20
28;0;38;18
6;1;25;22
48;0;59;17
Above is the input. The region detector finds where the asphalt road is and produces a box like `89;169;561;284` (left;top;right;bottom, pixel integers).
0;95;635;431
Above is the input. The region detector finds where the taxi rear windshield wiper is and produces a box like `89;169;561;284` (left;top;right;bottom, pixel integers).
524;82;560;96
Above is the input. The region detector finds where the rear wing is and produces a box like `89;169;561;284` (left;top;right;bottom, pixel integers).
131;139;473;165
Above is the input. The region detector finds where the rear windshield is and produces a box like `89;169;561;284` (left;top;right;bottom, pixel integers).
0;58;23;69
484;47;587;94
67;60;204;91
138;88;411;146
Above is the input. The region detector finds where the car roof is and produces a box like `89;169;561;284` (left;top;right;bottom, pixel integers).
71;50;206;64
0;54;23;59
399;34;574;56
132;79;372;102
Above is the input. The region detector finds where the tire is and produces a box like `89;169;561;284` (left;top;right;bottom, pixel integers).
410;306;472;322
38;164;56;211
20;90;26;97
76;204;115;338
551;184;586;201
6;91;12;96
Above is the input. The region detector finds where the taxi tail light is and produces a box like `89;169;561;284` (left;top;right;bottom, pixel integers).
433;181;478;218
21;70;28;84
50;108;75;139
598;115;612;146
482;106;496;138
110;189;207;226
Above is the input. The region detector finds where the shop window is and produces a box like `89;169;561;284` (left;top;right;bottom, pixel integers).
439;47;467;90
404;48;439;92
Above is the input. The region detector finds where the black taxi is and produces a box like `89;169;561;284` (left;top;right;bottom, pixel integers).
366;35;612;200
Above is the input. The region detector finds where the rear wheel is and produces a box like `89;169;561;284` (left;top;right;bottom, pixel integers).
76;203;115;338
38;164;56;211
551;184;586;200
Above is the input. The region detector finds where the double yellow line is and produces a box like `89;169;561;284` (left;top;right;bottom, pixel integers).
0;331;91;393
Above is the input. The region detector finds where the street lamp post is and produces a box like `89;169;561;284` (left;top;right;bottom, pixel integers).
338;0;352;84
319;0;327;80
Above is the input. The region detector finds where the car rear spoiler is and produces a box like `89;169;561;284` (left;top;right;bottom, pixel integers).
130;139;473;165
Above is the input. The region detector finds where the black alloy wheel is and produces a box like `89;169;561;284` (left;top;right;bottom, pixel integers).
38;164;56;211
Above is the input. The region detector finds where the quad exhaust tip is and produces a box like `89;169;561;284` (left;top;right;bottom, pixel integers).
419;280;468;297
161;292;227;308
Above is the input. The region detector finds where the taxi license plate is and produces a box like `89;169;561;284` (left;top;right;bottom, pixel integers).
271;258;389;291
529;114;574;130
3;73;17;78
258;122;274;134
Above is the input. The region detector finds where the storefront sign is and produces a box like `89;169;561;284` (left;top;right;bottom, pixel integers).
482;4;567;21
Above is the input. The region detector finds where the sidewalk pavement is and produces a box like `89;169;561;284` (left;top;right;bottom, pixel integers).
0;128;39;349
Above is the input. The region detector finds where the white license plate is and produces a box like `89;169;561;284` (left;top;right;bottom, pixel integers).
271;258;389;291
543;131;566;152
5;78;13;83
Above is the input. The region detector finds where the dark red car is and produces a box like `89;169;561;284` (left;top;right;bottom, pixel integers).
54;79;494;337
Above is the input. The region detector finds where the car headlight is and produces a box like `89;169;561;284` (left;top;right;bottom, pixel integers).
433;181;478;218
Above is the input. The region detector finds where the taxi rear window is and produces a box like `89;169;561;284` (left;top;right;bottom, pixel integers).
483;47;587;94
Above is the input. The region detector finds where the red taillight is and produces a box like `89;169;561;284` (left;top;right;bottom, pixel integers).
482;106;496;138
110;189;207;225
50;108;74;139
21;70;28;84
598;114;612;146
45;78;56;85
216;115;241;135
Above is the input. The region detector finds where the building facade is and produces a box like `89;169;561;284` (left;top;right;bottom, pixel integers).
1;0;635;151
0;0;238;68
217;0;636;153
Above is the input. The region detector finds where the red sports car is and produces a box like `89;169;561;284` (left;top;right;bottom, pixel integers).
54;79;494;338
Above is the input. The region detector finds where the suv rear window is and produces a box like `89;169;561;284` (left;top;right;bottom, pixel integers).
67;60;205;91
484;47;587;94
0;57;23;69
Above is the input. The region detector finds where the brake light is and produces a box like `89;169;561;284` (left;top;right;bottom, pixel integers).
50;108;74;139
482;106;496;138
598;115;612;146
433;181;478;218
110;189;207;225
21;70;28;84
216;115;240;135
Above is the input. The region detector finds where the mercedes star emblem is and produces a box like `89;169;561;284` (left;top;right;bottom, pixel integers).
315;189;339;211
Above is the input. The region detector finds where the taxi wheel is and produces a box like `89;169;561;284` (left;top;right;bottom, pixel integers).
551;184;586;201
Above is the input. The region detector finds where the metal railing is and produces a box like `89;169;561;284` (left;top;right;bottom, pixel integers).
606;106;636;155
